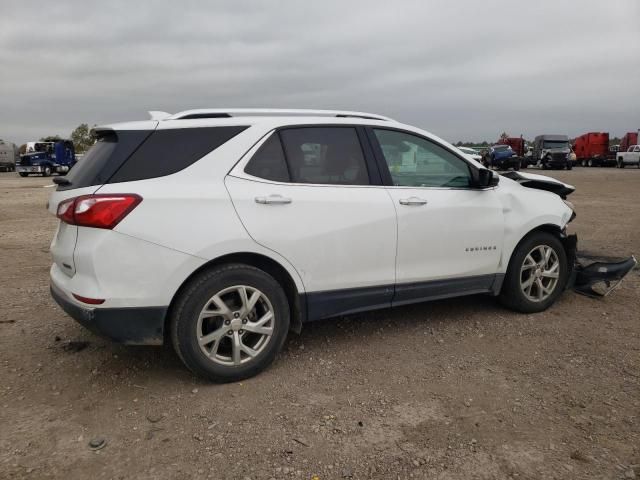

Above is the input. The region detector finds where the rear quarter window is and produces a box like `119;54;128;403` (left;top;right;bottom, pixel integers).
58;130;152;191
108;126;247;183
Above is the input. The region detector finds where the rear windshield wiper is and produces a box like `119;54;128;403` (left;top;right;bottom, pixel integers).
53;177;71;186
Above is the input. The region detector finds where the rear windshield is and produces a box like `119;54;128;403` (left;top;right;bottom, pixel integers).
57;126;247;191
58;130;152;191
493;145;510;151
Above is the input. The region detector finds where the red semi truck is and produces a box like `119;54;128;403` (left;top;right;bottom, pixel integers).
498;136;526;157
572;132;615;167
620;132;638;153
497;136;528;168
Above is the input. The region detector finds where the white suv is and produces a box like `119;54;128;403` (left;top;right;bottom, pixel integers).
48;109;577;382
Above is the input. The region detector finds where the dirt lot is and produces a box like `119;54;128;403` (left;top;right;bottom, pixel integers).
0;168;638;480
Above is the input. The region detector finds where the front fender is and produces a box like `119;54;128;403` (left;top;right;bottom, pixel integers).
496;179;573;273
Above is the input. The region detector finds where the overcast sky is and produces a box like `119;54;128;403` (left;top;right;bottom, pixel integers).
1;0;639;145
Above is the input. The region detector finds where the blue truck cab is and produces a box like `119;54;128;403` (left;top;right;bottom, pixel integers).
17;140;76;177
485;144;521;171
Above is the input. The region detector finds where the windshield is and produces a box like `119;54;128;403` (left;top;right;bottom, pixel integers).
459;147;477;154
543;140;569;150
493;145;510;151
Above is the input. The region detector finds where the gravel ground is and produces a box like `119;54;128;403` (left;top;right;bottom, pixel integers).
0;168;638;480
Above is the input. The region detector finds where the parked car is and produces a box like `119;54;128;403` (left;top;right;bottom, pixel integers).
531;135;572;170
458;146;482;162
616;144;640;168
485;144;521;170
49;108;581;382
0;140;18;172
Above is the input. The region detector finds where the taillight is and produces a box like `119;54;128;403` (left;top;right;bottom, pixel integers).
56;198;76;224
56;194;142;229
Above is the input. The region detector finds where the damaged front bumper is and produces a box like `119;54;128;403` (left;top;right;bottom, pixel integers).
564;234;637;297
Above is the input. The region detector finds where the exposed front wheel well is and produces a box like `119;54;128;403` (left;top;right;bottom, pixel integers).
165;252;304;342
506;224;576;289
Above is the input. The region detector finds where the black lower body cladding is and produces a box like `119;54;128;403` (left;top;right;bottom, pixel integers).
50;284;167;345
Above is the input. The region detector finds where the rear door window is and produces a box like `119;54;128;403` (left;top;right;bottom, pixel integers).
279;127;370;185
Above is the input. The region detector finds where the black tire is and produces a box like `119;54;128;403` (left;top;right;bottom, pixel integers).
566;162;572;170
42;166;51;177
581;159;587;167
587;159;593;167
18;172;28;177
499;231;568;314
170;263;290;382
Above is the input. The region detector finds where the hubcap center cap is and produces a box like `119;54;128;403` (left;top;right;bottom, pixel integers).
230;318;243;331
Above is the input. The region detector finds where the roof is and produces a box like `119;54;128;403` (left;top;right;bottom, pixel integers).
160;108;395;121
94;109;397;133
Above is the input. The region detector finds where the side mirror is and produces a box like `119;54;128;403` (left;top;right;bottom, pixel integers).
476;168;499;188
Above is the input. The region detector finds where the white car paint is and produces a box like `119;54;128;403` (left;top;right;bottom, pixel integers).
48;110;573;317
457;146;483;162
617;145;640;167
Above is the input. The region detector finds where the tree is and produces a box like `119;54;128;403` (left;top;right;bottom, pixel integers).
70;123;95;153
39;135;63;142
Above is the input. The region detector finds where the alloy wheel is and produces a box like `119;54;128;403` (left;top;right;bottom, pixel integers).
196;285;274;366
520;245;560;302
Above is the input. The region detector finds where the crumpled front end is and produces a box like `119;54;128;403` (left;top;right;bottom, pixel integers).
561;235;636;298
573;255;637;297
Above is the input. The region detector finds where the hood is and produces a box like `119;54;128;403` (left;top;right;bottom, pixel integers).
499;171;575;199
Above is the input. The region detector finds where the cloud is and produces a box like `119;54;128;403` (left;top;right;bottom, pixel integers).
1;0;639;144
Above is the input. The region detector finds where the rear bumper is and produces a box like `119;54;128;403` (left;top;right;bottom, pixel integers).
50;282;167;345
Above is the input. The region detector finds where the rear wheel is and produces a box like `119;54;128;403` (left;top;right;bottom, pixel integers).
42;166;51;177
587;159;594;167
170;264;290;382
499;231;568;313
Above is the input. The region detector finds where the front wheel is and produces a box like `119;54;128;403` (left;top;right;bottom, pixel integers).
170;264;290;382
18;172;28;177
499;232;568;313
42;166;51;177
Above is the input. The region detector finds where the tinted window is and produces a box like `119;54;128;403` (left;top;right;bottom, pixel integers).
373;129;471;188
279;127;369;185
58;130;152;191
109;126;247;183
244;133;290;182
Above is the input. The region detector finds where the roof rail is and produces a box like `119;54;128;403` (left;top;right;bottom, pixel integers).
167;108;394;121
